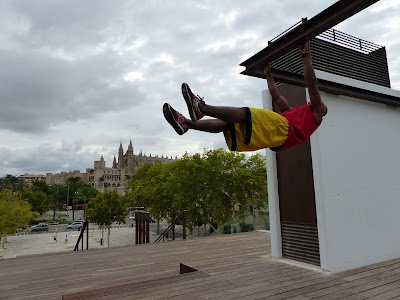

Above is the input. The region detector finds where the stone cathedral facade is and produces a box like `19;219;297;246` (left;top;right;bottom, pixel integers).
46;140;176;191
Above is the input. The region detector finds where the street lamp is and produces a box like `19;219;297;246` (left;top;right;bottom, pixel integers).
66;185;69;222
72;191;78;221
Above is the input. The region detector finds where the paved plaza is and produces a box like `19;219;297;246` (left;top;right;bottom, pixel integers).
0;226;160;259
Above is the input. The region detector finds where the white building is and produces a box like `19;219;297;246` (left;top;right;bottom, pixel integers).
245;28;400;273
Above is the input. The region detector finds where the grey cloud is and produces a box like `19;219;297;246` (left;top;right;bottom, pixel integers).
0;48;145;133
10;0;122;50
0;142;96;175
0;0;398;176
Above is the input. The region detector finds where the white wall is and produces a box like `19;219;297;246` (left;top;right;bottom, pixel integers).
262;90;282;259
311;91;400;273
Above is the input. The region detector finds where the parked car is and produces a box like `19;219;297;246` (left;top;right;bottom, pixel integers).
67;220;84;225
73;204;85;210
128;215;135;220
67;221;84;230
31;223;48;232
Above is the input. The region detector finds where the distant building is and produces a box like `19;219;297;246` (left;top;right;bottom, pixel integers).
45;170;87;186
19;173;46;185
46;140;176;191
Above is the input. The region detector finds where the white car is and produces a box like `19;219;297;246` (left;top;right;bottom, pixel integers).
67;221;84;230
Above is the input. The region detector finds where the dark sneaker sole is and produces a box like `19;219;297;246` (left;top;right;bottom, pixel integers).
163;103;185;135
182;83;198;122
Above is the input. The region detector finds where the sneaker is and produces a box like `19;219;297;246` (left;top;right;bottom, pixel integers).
163;103;188;135
182;83;205;122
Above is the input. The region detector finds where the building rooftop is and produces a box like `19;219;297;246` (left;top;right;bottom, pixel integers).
239;0;400;107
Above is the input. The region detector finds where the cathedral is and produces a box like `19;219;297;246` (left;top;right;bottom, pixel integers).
46;140;176;191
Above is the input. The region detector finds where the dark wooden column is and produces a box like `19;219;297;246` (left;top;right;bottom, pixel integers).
135;211;150;244
274;84;320;266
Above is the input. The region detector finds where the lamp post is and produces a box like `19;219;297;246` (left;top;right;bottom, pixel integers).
66;185;69;222
72;191;78;221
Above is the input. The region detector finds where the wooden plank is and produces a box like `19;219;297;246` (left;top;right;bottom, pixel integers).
283;264;400;299
377;288;400;300
349;279;400;299
62;271;208;300
134;261;316;300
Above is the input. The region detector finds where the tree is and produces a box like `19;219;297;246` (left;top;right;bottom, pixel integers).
31;179;52;195
0;190;36;248
175;149;267;230
21;188;49;216
66;177;85;203
0;175;27;193
125;162;176;223
125;148;268;233
47;184;65;220
85;190;129;247
75;185;100;204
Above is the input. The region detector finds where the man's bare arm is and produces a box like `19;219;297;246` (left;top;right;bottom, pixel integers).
264;62;291;113
299;42;327;119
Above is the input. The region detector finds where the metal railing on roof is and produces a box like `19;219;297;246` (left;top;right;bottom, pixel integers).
317;28;383;54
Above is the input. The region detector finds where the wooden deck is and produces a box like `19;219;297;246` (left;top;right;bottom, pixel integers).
1;232;400;299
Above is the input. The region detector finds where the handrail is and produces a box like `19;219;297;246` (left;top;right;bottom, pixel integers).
73;220;89;251
269;18;307;45
317;28;382;54
155;210;187;243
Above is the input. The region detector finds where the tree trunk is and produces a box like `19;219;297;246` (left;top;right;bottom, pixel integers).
107;226;111;247
53;202;58;221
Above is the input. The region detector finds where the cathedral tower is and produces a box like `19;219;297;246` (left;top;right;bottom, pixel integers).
118;142;124;168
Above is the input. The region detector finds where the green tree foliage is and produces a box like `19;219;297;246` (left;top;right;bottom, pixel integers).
66;177;85;203
0;175;27;193
46;184;65;220
75;185;100;205
125;148;268;231
31;179;52;195
0;190;36;248
125;162;175;222
85;190;129;247
21;188;49;216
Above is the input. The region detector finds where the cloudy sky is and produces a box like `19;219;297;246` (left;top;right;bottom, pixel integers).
1;0;399;176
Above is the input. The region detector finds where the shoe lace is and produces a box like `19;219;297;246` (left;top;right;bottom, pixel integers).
196;95;205;109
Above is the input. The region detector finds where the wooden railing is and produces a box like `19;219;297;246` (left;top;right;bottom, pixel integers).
74;220;89;251
155;210;187;243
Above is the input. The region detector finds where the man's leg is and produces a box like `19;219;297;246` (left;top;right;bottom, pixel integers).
163;103;231;135
187;118;230;133
182;83;246;123
201;104;246;124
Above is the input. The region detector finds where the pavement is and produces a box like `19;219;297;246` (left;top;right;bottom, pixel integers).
0;225;163;259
